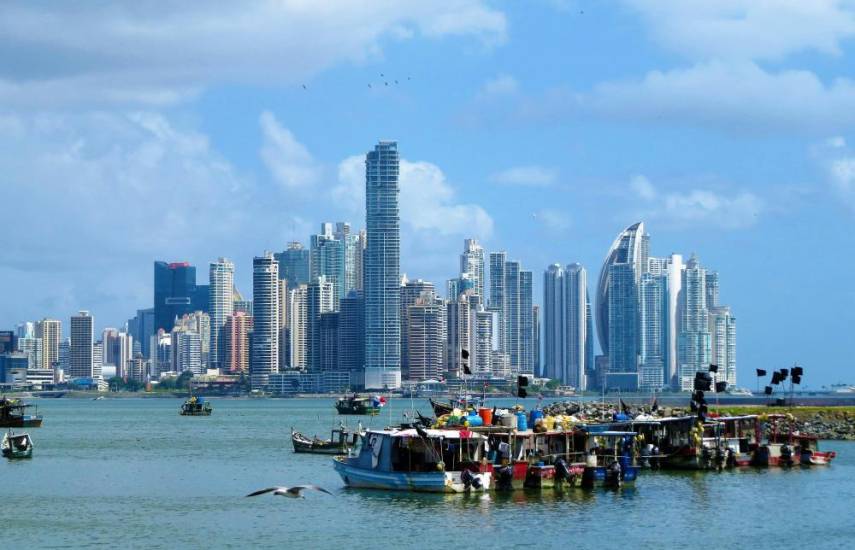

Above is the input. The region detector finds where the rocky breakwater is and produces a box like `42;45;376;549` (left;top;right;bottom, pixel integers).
789;409;855;441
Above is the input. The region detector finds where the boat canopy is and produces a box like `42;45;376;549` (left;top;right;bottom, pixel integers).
376;428;486;440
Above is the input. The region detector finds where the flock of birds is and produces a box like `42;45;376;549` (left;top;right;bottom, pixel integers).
301;73;411;91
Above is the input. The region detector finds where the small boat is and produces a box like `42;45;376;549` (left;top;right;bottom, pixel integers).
753;414;836;467
429;395;483;417
2;430;33;459
333;428;491;493
578;428;639;488
291;425;361;455
180;396;212;416
335;395;381;416
0;397;43;428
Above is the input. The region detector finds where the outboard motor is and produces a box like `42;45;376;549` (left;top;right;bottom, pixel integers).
605;460;622;488
781;444;793;467
554;458;576;486
495;465;514;491
460;468;482;490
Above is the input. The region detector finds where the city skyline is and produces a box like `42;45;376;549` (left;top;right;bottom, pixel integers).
2;3;855;385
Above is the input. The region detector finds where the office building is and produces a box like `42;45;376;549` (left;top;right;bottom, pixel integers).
678;255;711;391
209;258;235;370
364;141;401;389
250;253;279;388
275;242;310;289
288;285;308;369
69;311;94;379
311;223;346;307
35;318;61;370
338;290;365;383
154;261;207;333
639;273;667;391
400;278;436;379
407;297;445;381
306;276;334;372
223;312;252;374
460;239;486;299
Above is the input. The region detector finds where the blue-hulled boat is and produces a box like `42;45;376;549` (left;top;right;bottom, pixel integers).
333;428;491;493
577;428;639;488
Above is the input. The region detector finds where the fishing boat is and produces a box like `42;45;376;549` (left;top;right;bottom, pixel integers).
2;430;33;459
717;415;760;467
653;417;726;471
0;397;43;428
753;414;836;467
180;396;212;416
577;427;639;488
333;428;491;493
335;395;381;416
291;425;362;455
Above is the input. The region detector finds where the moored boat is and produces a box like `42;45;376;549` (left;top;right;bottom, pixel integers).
2;430;33;459
292;425;362;455
753;414;836;467
0;397;43;428
335;395;382;416
333;428;491;493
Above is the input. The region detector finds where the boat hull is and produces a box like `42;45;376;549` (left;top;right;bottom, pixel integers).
333;457;490;493
0;417;42;428
581;465;638;488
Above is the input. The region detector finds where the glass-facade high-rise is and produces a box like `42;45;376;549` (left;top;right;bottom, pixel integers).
678;255;710;391
607;263;639;390
69;311;94;380
460;239;485;299
543;263;588;389
364;141;401;389
639;272;667;391
274;242;310;289
154;261;207;333
311;223;346;307
209;258;234;370
250;253;279;389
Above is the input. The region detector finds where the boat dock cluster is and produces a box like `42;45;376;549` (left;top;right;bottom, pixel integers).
317;397;838;494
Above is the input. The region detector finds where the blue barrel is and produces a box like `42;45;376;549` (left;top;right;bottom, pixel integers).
530;409;543;425
516;412;528;431
466;414;484;427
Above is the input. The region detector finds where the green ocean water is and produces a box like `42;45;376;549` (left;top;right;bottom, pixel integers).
2;398;853;549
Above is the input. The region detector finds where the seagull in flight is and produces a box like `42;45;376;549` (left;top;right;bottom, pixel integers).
246;485;333;499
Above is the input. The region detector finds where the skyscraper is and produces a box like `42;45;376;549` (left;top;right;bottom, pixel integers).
519;270;535;375
596;222;645;355
639;272;667;391
306;276;334;372
489;251;507;353
154;261;207;333
223;312;252;374
288;285;308;369
311;223;346;307
209;258;234;370
678;255;710;391
400;278;436;379
364;141;401;389
460;239;485;299
69;311;94;379
543;263;588;389
335;222;361;296
446;295;471;378
275;242;311;289
338;290;365;380
35;318;61;371
709;306;737;388
408;297;445;381
250;253;279;388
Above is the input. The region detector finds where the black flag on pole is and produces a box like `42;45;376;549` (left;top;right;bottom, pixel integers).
756;369;767;377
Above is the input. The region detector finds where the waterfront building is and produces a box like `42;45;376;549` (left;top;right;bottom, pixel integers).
16;321;34;339
678;255;711;391
173;311;210;369
460;239;486;299
103;329;133;379
471;306;493;376
407;297;445;381
153;261;208;333
489;251;507;353
364;141;401;389
275;242;311;289
35;318;61;370
639;273;667;391
172;329;202;374
318;312;340;372
354;230;367;292
209;258;235;370
223;312;252;374
334;222;361;296
278;279;289;370
92;341;103;380
250;253;279;389
520;270;535;375
288;285;308;369
543;263;588;389
311;223;346;307
338;290;365;384
446;295;471;379
126;309;154;359
0;331;15;354
16;336;42;371
607;262;639;390
306;276;334;372
69;311;94;379
710;306;737;388
400;277;436;379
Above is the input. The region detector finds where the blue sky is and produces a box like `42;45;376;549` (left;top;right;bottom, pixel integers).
1;1;854;386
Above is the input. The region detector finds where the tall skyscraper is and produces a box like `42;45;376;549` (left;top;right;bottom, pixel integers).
16;336;42;371
519;270;535;375
224;312;252;374
127;308;155;359
311;223;346;307
596;222;645;355
274;242;310;289
306;276;334;372
209;258;234;370
408;297;445;381
355;230;367;292
154;261;207;333
69;311;94;379
543;263;588;389
446;295;471;378
338;290;365;379
288;285;308;369
278;279;289;370
460;239;486;299
489;251;507;353
0;331;16;355
678;255;710;391
709;306;737;388
335;222;361;296
400;278;436;379
364;141;401;389
35;318;61;370
250;253;279;388
639;272;667;391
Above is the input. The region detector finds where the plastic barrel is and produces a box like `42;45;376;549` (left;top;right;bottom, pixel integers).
530;410;543;425
478;408;493;426
466;414;484;427
516;412;528;431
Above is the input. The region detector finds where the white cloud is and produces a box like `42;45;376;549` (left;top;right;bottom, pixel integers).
622;0;855;62
813;136;855;211
0;2;506;107
588;61;855;134
490;165;557;187
259;111;322;190
629;175;763;229
333;155;493;238
630;175;657;200
534;209;571;232
482;74;519;96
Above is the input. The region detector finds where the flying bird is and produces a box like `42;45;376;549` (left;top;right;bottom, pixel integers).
368;83;372;88
302;84;307;90
246;485;332;499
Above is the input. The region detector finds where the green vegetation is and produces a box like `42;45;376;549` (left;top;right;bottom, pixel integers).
713;405;855;420
107;376;144;392
156;371;193;391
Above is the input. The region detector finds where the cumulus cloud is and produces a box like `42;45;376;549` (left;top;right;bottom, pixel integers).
333;155;493;238
629;175;763;229
260;111;322;190
490;165;557;187
622;0;855;62
0;1;506;107
0;111;297;326
813;136;855;211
